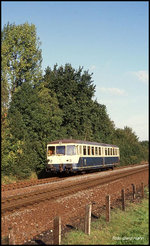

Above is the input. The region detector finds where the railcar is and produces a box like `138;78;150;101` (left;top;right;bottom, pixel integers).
46;139;120;173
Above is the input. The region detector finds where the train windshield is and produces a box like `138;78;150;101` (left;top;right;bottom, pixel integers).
48;145;76;156
66;145;76;155
56;146;65;155
48;146;55;156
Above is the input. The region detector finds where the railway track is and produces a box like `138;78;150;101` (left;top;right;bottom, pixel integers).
1;164;148;214
1;176;63;192
1;163;147;192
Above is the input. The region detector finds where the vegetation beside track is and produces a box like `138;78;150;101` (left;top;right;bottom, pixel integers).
1;163;148;185
2;172;38;185
2;22;149;181
62;188;149;245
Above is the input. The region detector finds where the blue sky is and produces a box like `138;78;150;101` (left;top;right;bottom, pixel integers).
2;1;149;141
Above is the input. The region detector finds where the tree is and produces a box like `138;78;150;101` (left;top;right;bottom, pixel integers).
43;64;96;139
1;22;42;96
111;126;147;166
89;100;115;143
7;82;63;176
1;70;9;117
139;141;149;162
1;22;43;177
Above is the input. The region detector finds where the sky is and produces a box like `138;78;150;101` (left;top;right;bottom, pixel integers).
2;1;149;141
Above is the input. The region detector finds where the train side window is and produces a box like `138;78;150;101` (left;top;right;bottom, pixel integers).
88;146;91;155
99;147;101;155
79;145;82;155
92;147;94;155
113;148;115;155
105;148;107;156
95;147;98;155
83;146;87;155
110;148;112;155
109;148;111;155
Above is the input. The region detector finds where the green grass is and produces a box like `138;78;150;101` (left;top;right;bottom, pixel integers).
2;175;18;184
2;172;38;185
62;189;149;245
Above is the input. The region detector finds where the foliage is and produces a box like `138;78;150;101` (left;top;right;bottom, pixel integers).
1;22;149;181
111;127;145;166
89;100;115;143
1;22;43;178
43;64;115;141
1;22;42;96
6;82;62;176
139;141;149;162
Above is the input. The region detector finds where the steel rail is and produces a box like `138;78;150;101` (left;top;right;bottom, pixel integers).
1;177;63;192
2;163;147;192
1;165;148;214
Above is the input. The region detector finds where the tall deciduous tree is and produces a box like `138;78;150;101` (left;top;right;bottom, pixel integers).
112;126;144;166
1;22;42;96
89;100;115;143
7;82;63;176
1;22;43;177
43;63;115;142
43;64;96;139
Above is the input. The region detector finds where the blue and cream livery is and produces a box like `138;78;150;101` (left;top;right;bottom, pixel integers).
46;139;120;173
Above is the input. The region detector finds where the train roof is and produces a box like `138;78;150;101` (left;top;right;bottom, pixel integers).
47;139;119;148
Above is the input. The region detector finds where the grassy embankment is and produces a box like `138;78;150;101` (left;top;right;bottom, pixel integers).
62;188;149;245
2;172;38;184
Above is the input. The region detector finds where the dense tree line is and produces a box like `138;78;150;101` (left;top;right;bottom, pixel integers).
1;23;149;179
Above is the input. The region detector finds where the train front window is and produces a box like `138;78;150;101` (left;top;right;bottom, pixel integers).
66;145;76;155
56;146;65;155
48;146;55;156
